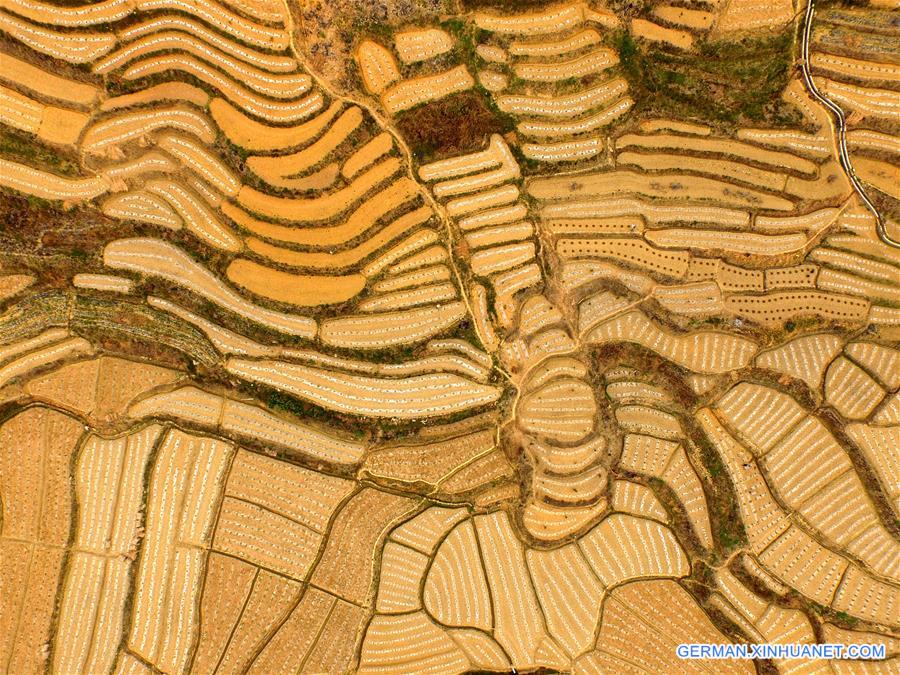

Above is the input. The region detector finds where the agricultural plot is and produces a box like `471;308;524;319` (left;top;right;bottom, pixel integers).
529;72;897;339
2;0;900;671
415;133;614;538
53;426;162;674
126;429;233;672
713;0;795;34
0;0;470;349
587;580;753;674
1;407;85;674
810;7;900;220
355;3;631;166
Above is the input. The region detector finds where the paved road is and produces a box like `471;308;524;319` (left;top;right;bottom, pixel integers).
799;0;900;248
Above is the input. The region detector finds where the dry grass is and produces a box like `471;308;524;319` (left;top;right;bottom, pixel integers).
396;90;513;161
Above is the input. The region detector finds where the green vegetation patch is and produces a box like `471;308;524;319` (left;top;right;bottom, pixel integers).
395;89;514;162
0;127;81;177
72;294;220;367
813;24;900;61
613;29;802;127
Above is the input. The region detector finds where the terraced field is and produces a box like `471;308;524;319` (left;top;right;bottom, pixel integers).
808;5;900;241
1;0;898;672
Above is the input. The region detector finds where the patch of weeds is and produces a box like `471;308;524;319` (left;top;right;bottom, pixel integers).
718;529;743;553
610;28;803;127
509;143;540;173
395;89;513;161
834;611;859;627
0;128;81;176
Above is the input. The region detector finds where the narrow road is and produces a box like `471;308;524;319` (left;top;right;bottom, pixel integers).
799;0;900;248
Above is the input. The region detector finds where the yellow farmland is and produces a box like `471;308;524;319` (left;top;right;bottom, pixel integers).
2;0;899;671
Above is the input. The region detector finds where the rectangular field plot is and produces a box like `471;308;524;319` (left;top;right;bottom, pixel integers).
127;429;233;673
